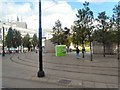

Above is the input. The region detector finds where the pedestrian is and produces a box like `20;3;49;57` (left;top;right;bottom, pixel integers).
82;47;86;55
76;47;80;59
66;46;69;53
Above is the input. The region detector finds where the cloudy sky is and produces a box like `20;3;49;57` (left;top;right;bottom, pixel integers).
0;0;119;36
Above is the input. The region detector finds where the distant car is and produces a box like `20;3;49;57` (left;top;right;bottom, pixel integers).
0;50;8;54
5;50;8;54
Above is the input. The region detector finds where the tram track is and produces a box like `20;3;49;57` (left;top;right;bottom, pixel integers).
25;53;118;69
6;54;118;85
9;54;118;77
22;54;118;72
20;55;118;72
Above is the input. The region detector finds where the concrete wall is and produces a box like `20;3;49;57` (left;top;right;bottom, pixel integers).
92;41;117;54
92;41;103;54
44;40;55;53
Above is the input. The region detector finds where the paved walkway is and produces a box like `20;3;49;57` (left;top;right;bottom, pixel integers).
2;51;119;88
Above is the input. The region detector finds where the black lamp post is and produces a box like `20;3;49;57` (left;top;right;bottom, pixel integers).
2;26;5;56
37;0;45;77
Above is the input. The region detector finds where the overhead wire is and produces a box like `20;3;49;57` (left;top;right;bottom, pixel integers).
5;0;63;22
20;1;61;20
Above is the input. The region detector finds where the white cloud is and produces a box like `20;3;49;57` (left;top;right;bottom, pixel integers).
0;2;34;21
23;14;39;30
18;3;31;13
42;1;77;35
0;1;39;35
0;0;77;37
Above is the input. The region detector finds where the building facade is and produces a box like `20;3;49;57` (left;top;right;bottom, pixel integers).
0;21;36;38
0;21;37;52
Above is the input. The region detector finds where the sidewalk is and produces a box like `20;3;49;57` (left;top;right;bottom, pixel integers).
2;52;119;88
30;52;118;88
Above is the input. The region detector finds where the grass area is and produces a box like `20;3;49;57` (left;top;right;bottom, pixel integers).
85;47;90;52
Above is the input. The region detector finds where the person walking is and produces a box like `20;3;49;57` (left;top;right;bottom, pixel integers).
76;47;80;59
82;47;86;58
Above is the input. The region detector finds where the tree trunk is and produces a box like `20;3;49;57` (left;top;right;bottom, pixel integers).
90;41;93;61
8;48;10;54
82;43;85;58
103;42;106;57
33;46;35;51
118;39;119;60
58;37;60;45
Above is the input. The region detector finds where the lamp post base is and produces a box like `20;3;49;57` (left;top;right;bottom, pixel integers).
2;52;5;57
37;70;45;77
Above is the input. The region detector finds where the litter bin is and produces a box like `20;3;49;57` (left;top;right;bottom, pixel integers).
55;45;66;56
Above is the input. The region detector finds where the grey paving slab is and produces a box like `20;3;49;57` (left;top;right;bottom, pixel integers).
107;84;118;88
95;82;108;88
70;79;83;87
2;52;118;88
82;81;95;88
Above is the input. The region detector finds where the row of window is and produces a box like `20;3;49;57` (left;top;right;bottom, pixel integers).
19;30;35;34
0;27;8;32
